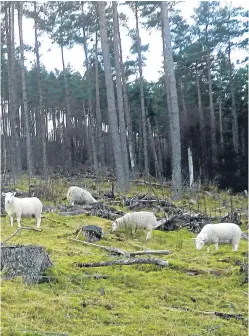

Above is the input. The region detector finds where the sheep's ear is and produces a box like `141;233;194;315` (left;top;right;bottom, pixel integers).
192;238;197;241
2;192;6;197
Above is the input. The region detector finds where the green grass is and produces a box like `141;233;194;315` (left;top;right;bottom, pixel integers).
1;178;248;336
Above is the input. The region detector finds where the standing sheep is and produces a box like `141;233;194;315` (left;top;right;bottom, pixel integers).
67;186;97;206
112;211;157;240
194;223;245;251
2;192;43;228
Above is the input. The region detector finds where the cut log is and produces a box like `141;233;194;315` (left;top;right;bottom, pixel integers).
1;245;52;284
75;258;169;268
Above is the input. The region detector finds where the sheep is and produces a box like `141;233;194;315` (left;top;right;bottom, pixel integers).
67;186;97;206
193;223;245;251
112;211;157;240
2;192;43;228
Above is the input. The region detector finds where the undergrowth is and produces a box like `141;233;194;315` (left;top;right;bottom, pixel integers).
1;176;248;336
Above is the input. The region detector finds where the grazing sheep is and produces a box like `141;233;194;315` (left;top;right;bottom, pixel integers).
2;192;43;228
112;211;157;240
194;223;245;251
67;186;97;206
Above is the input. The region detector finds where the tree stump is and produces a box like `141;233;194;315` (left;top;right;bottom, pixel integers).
1;245;52;284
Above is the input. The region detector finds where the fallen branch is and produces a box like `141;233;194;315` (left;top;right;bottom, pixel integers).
71;239;172;257
71;238;128;256
129;250;172;256
75;258;169;268
163;307;246;321
1;226;41;245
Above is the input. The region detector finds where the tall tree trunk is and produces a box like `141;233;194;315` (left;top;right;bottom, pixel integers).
1;99;8;174
188;147;194;189
34;2;48;176
18;2;34;177
81;5;99;178
227;43;239;154
206;41;217;169
60;43;73;172
147;118;162;180
95;32;105;170
112;1;130;188
5;4;22;178
180;78;188;129
117;6;136;173
135;2;149;176
161;2;182;199
155;121;163;176
196;69;207;177
161;19;171;167
97;1;127;192
218;96;224;151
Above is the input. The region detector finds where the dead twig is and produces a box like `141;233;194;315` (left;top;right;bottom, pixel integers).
75;258;169;268
1;226;41;245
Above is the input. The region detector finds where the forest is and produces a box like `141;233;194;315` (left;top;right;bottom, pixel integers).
1;2;248;336
1;1;248;196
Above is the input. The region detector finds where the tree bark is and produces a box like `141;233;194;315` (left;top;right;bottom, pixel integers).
147;118;162;180
206;40;217;168
97;1;127;192
95;32;105;170
34;2;48;176
75;258;169;268
60;43;73;172
5;4;22;178
18;2;34;177
117;5;136;174
161;21;172;165
227;43;239;154
135;3;149;176
161;2;182;199
195;69;207;179
112;1;130;189
180;78;188;130
188;147;194;189
218;96;224;150
81;5;99;178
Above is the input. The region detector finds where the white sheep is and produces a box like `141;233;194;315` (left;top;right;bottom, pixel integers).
67;186;97;206
2;192;43;228
112;211;157;240
194;223;244;251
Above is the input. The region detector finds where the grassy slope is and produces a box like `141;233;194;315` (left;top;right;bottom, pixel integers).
1;177;248;336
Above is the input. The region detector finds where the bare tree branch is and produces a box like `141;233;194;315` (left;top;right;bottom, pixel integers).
1;226;41;245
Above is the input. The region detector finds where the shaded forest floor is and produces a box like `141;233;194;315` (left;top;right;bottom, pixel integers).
1;176;248;336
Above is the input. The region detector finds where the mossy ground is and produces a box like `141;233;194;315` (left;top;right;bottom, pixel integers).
1;177;248;336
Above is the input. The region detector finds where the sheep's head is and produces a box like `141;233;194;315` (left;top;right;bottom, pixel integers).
112;219;120;232
194;234;207;250
2;192;16;206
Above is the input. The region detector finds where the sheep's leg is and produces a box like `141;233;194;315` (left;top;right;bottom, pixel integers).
214;242;219;250
16;217;21;228
36;217;41;228
10;216;14;227
146;230;152;240
232;243;239;251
